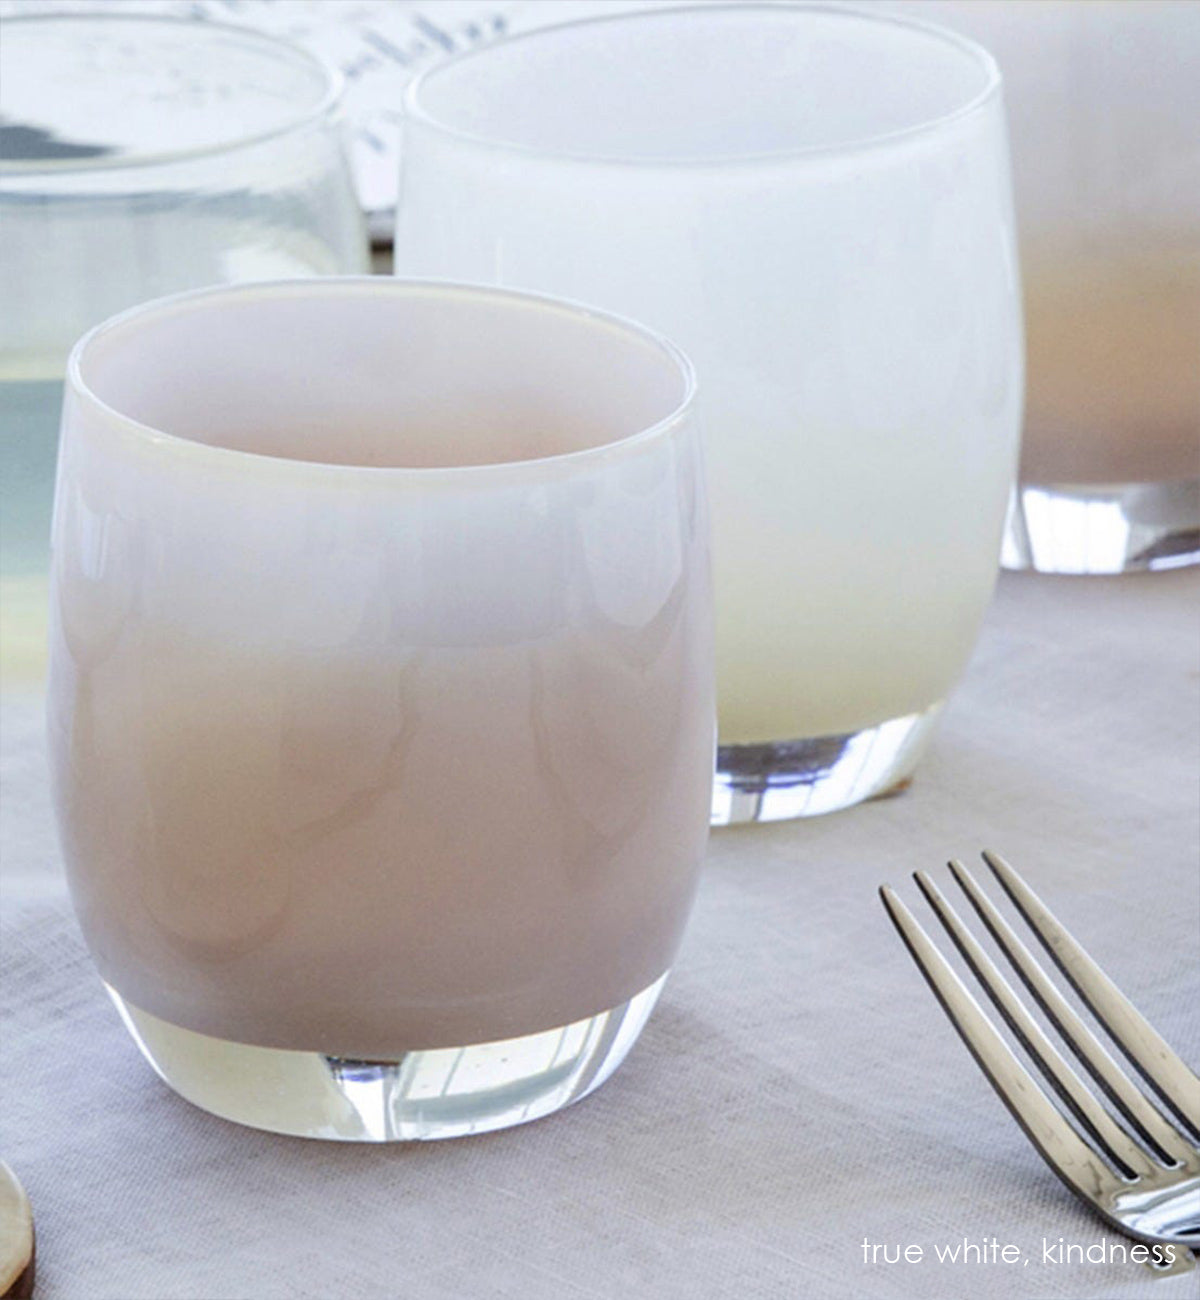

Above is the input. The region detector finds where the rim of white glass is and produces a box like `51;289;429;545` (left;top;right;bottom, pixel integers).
0;12;344;175
65;277;698;483
404;1;1002;168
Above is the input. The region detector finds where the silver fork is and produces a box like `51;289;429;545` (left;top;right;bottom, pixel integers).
881;850;1200;1258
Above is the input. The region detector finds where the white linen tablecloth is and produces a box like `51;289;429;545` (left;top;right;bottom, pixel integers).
2;570;1197;1300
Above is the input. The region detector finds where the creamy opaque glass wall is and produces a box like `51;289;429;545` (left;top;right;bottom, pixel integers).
395;5;1023;823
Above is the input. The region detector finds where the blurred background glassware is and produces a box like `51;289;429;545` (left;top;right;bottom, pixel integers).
47;277;713;1140
0;12;368;680
878;0;1199;575
394;4;1023;824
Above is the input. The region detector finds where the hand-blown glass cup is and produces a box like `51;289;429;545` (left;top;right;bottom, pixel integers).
394;3;1024;824
47;279;713;1141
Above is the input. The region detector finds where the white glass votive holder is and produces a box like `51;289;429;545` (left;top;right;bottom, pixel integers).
47;279;713;1140
394;3;1024;822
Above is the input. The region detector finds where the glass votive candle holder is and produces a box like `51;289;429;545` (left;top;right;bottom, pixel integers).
48;278;713;1140
394;3;1023;823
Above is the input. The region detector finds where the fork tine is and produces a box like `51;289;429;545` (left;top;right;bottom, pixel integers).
982;851;1200;1138
879;886;1120;1205
950;859;1191;1165
915;871;1154;1178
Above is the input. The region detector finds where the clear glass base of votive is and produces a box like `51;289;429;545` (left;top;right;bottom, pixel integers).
711;704;942;826
1002;479;1200;574
107;973;667;1141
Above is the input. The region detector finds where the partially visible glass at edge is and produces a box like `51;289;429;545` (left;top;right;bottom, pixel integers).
0;12;369;682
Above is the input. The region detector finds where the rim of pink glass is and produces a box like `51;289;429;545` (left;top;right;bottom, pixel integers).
64;277;699;485
404;1;1003;170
